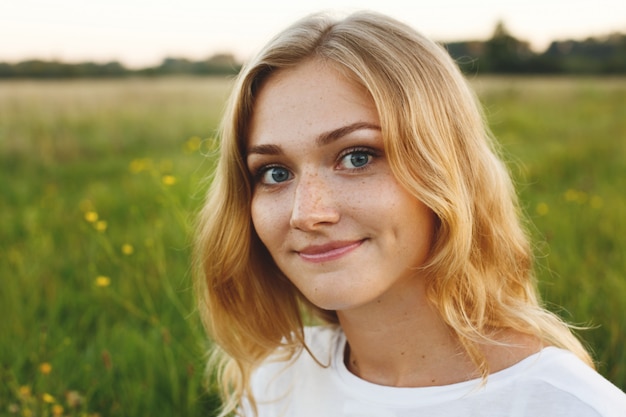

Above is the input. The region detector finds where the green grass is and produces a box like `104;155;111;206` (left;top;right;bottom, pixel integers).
475;77;626;384
1;76;625;415
0;77;232;416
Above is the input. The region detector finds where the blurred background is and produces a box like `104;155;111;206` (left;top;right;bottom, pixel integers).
1;1;625;416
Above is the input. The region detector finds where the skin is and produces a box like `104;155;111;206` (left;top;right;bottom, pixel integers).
247;58;540;387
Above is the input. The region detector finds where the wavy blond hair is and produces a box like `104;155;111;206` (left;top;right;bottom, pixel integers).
194;11;593;416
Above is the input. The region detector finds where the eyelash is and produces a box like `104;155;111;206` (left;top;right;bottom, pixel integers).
336;147;378;171
252;163;291;186
251;146;380;186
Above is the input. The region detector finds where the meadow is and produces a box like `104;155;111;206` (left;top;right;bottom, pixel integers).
1;75;625;416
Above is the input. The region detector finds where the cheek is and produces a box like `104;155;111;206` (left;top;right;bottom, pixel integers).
250;197;268;242
250;194;287;248
385;186;436;247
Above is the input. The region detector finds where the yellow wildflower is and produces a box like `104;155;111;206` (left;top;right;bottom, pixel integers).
52;404;64;416
42;393;55;403
129;158;152;173
121;243;134;255
564;189;578;202
185;136;202;153
39;362;52;375
95;221;107;232
162;175;176;186
536;202;549;216
95;276;111;287
129;159;143;173
19;385;31;398
564;189;588;204
590;195;603;209
84;211;98;223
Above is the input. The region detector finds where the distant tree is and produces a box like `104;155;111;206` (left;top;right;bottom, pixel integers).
445;21;539;74
0;59;129;78
0;62;16;77
144;54;240;76
544;33;626;73
604;33;626;73
205;53;240;73
445;41;485;73
483;20;534;73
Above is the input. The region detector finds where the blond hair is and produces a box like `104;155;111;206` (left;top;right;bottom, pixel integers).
193;11;593;416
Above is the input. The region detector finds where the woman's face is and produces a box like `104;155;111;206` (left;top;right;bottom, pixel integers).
246;59;435;312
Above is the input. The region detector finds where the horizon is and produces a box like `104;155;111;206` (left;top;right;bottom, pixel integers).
2;0;625;69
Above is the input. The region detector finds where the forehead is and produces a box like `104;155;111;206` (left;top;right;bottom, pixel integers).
247;59;378;147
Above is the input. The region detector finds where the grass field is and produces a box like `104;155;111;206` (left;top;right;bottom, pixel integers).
1;76;625;416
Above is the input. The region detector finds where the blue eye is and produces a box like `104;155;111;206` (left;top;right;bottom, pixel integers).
340;151;372;169
261;166;291;184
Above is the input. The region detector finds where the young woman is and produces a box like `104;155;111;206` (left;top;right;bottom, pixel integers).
194;11;626;417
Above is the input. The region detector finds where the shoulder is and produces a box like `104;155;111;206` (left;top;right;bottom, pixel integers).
248;325;342;401
509;347;626;417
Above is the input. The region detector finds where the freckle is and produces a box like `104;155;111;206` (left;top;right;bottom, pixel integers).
431;379;436;383
400;351;405;356
421;355;426;359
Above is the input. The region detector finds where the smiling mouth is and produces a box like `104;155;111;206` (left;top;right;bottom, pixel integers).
297;240;365;263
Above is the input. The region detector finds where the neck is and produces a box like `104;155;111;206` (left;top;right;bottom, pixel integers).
336;279;478;387
336;279;543;387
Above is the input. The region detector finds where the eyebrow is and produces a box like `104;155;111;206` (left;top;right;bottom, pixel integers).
246;122;381;156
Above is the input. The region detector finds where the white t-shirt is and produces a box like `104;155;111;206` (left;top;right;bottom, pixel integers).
245;326;626;417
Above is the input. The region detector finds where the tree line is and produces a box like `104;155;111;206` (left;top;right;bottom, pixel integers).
0;53;241;79
446;21;626;74
1;23;625;78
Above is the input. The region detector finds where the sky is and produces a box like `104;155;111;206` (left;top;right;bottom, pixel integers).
2;0;626;68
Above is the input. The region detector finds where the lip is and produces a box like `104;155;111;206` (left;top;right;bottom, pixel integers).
297;239;365;263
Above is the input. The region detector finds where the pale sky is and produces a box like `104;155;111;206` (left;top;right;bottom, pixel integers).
2;0;625;68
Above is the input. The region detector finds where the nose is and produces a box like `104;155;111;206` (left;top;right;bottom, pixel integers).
289;173;340;230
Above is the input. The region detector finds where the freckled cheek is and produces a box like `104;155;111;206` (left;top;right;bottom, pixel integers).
351;179;402;212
